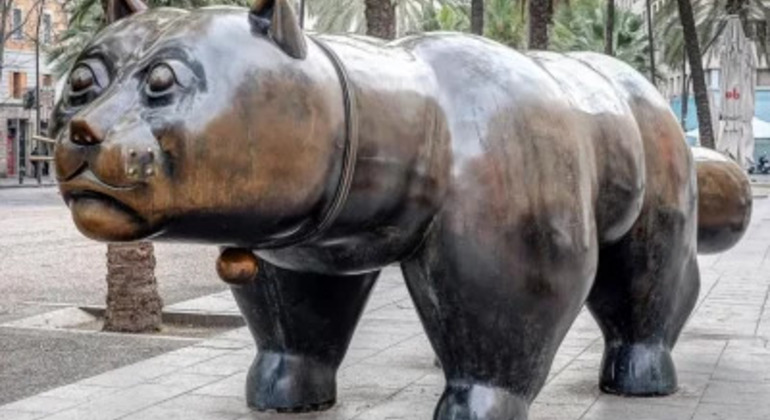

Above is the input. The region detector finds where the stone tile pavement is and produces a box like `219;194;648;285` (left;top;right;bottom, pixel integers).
5;199;770;419
0;176;55;189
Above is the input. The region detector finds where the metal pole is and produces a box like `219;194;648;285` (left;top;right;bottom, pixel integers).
681;48;688;130
35;0;43;136
34;0;45;184
298;0;305;29
646;0;656;86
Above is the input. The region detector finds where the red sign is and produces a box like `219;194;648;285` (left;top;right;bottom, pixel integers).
726;88;741;100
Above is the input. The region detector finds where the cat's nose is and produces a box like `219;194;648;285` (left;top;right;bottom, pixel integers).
70;117;104;146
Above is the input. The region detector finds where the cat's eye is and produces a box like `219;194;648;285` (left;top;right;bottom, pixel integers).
147;64;176;93
68;60;109;107
70;65;94;92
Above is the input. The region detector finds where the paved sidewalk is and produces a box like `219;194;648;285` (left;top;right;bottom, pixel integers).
0;176;56;189
4;200;770;420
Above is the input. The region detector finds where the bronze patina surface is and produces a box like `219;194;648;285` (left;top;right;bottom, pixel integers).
216;247;259;285
53;0;752;418
691;147;752;254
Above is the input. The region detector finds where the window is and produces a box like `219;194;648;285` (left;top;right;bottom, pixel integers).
711;69;721;89
43;75;52;87
42;14;52;44
10;72;26;99
758;69;770;87
12;9;22;40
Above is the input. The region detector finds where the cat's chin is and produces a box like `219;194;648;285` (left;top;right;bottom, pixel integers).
67;192;156;242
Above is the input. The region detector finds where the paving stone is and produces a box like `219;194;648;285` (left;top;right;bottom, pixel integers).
147;371;227;388
581;396;696;420
529;402;591;420
0;395;80;413
692;402;770;420
700;380;770;407
38;383;191;420
37;384;119;402
0;409;47;420
9;198;770;419
191;373;247;398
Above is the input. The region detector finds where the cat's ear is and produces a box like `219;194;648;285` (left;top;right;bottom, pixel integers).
104;0;148;24
250;0;307;59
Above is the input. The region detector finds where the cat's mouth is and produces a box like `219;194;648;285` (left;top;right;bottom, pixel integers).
59;170;160;242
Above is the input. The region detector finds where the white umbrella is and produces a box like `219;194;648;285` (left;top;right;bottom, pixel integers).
687;117;770;140
716;15;757;167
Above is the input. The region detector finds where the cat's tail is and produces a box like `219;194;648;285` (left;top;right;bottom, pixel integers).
694;146;752;254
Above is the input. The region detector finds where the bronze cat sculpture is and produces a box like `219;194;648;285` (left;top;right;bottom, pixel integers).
52;0;752;418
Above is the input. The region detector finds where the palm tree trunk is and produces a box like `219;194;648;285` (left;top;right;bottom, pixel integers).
605;0;615;55
645;0;656;84
471;0;484;35
364;0;395;39
677;0;715;149
528;0;550;49
103;242;162;333
681;55;690;131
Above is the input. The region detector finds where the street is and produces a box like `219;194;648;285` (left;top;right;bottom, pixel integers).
0;186;227;404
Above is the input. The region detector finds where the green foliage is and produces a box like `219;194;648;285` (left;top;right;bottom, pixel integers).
419;0;525;47
656;0;770;69
484;0;526;48
552;0;649;73
309;0;457;35
421;3;470;32
46;0;250;77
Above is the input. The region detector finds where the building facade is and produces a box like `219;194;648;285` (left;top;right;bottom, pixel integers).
620;0;770;161
0;0;66;179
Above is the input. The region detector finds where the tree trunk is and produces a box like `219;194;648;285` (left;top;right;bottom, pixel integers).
0;0;15;88
103;242;162;333
645;0;656;84
471;0;484;35
605;0;615;55
528;0;550;49
726;0;749;37
681;55;689;131
364;0;395;40
677;0;715;149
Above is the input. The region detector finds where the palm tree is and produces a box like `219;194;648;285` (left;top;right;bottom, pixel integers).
49;0;248;333
485;0;526;47
419;0;525;48
677;0;715;148
365;0;396;38
657;0;770;70
47;0;250;76
528;0;551;48
605;0;614;55
552;0;648;74
103;243;162;332
308;0;450;37
645;0;656;83
471;0;484;34
421;2;470;31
